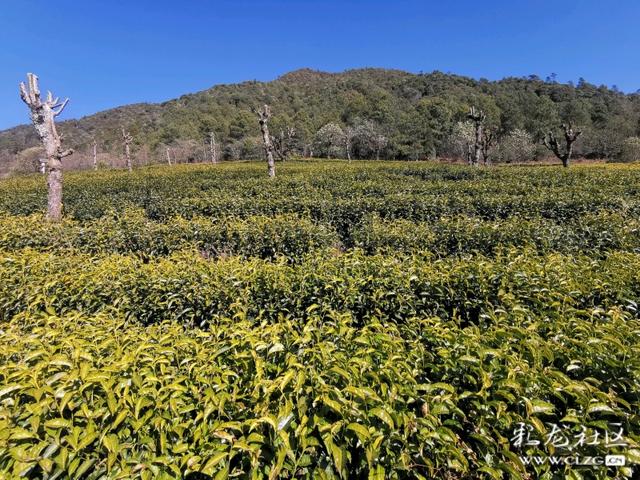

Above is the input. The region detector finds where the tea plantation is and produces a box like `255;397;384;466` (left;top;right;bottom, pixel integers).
1;161;639;479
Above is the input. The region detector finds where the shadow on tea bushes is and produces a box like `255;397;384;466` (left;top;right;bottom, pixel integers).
353;212;640;257
0;210;341;261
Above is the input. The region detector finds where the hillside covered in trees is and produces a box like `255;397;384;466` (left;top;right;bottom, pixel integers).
2;68;640;174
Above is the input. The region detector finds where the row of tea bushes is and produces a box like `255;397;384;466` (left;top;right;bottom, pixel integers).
147;190;637;229
1;209;638;260
353;212;640;256
0;211;340;260
1;249;639;326
1;163;639;223
1;309;638;479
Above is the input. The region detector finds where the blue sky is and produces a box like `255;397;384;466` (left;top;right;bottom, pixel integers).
1;0;638;130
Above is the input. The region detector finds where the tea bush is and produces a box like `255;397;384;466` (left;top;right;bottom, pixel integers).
1;161;640;478
1;163;639;223
1;249;639;327
1;310;638;479
0;211;340;260
353;212;640;256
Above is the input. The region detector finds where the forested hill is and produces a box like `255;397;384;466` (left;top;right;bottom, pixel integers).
1;68;639;174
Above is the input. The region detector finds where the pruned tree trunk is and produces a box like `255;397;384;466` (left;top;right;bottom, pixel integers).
373;133;388;161
543;123;582;168
253;104;276;177
92;141;98;170
344;127;355;162
466;144;473;165
166;147;172;166
467;107;486;167
474;125;482;166
19;73;73;221
209;132;219;164
481;130;495;166
122;128;133;172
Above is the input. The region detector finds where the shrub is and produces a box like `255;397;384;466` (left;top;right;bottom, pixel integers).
442;121;475;160
497;129;536;163
353;213;640;256
618;137;640;163
0;309;638;479
2;163;639;224
0;211;340;261
1;249;639;327
313;123;345;158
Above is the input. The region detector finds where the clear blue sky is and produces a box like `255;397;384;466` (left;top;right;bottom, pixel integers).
1;0;638;130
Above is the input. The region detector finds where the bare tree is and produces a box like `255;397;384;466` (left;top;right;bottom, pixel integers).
165;146;173;166
467;107;486;167
497;129;536;163
344;126;356;162
543;123;582;167
372;133;388;161
92;140;98;170
314;123;344;159
19;73;73;221
121;128;133;172
444;121;475;162
209;132;219;164
253;104;276;177
170;139;200;163
272;126;296;161
303;143;314;158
